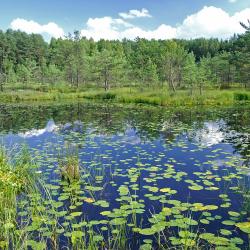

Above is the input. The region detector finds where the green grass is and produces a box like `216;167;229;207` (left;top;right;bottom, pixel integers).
58;143;80;182
0;85;249;106
81;87;250;106
0;90;86;102
0;145;38;249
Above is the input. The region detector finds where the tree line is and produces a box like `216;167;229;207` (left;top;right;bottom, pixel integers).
0;22;249;93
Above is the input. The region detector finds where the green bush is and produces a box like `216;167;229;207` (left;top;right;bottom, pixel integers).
234;92;250;101
94;92;116;100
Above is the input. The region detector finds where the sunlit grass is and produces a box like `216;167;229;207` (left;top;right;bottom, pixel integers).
0;145;39;249
1;85;249;106
82;87;250;106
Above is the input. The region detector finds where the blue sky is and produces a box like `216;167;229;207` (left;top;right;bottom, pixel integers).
1;0;250;40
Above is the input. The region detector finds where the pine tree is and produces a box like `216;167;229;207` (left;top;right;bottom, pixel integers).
183;52;197;95
91;49;126;91
144;58;159;87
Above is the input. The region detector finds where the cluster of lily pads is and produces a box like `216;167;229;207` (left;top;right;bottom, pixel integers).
0;104;249;249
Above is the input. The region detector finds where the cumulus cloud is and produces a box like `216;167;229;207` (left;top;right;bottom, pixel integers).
10;18;64;39
80;17;133;40
118;24;177;40
80;17;176;40
9;6;250;41
119;8;152;19
177;6;249;39
80;6;250;41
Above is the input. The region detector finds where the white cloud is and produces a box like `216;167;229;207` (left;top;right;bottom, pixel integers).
80;17;133;40
80;17;176;40
119;8;152;19
10;18;64;39
176;6;249;39
229;0;237;3
80;6;250;41
121;24;177;40
8;6;250;41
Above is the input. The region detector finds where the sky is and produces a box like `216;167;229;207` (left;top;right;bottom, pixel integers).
0;0;250;41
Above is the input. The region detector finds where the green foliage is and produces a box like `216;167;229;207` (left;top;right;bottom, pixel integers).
234;92;250;101
16;64;31;84
160;41;187;92
0;145;38;248
58;143;80;181
183;52;198;94
0;28;249;94
0;88;249;107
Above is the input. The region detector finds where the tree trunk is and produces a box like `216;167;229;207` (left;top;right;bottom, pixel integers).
169;74;176;92
169;64;176;93
76;68;79;88
104;69;109;91
104;80;108;91
190;85;193;96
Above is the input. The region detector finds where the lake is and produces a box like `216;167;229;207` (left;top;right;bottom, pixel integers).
0;102;249;249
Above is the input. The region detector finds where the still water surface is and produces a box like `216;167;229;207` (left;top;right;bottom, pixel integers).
0;102;249;249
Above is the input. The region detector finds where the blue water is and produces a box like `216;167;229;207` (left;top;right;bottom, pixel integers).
0;102;249;249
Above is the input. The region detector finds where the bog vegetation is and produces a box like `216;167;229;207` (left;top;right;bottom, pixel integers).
0;21;249;104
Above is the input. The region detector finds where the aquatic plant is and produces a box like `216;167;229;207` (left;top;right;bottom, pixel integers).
0;145;39;249
58;143;80;181
0;103;250;249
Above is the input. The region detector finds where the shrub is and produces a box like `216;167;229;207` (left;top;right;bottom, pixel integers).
234;92;250;101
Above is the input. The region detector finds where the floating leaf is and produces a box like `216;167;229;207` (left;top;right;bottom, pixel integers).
236;221;250;234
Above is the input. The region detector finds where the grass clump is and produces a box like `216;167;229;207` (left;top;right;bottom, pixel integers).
0;145;38;249
58;143;80;182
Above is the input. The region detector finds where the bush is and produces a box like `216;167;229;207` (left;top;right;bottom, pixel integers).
94;92;116;100
234;92;250;101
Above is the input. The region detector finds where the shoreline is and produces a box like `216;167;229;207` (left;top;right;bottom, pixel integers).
0;88;249;107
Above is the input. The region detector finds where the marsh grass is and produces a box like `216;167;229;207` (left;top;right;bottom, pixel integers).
0;145;39;249
0;86;249;107
58;143;80;182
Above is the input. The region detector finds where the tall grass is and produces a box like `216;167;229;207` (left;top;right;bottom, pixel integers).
0;145;38;249
86;87;249;106
58;143;80;182
0;86;249;106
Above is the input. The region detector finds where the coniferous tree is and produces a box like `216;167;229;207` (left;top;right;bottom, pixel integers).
183;52;197;95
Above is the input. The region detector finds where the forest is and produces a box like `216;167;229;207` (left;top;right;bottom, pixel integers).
0;21;249;96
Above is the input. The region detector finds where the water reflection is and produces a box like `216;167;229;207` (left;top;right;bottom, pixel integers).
190;121;225;147
0;103;249;157
0;102;249;249
59;121;84;134
18;120;57;138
